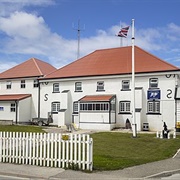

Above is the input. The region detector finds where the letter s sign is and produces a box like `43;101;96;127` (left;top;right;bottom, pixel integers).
167;89;172;99
44;94;48;101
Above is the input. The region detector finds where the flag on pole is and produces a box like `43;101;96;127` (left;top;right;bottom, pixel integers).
117;26;129;38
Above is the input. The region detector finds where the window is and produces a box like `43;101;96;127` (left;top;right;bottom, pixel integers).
75;82;82;92
119;101;131;113
73;101;79;113
149;78;158;88
21;80;26;88
97;81;104;91
122;80;130;90
53;83;60;93
147;100;160;114
0;107;4;111
80;102;109;111
111;98;116;112
6;81;12;89
10;103;16;112
51;102;60;113
34;80;39;88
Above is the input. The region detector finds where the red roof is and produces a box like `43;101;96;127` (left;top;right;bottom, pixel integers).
79;95;115;102
43;46;179;80
0;58;56;79
0;94;31;101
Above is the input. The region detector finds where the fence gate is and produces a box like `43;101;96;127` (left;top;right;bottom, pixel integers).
0;132;93;171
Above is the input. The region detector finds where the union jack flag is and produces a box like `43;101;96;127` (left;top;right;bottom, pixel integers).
117;26;129;38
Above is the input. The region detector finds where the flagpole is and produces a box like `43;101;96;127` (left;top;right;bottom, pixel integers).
132;19;137;138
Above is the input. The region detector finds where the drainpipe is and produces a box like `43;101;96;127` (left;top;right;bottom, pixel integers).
15;100;18;124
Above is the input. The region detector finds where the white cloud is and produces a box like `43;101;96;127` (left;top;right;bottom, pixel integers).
0;1;180;72
0;0;55;16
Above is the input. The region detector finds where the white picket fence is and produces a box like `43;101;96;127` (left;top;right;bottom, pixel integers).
0;132;93;171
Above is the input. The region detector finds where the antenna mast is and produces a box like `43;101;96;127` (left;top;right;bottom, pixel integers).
73;19;85;59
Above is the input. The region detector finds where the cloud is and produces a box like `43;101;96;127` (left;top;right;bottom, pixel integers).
0;1;180;72
0;0;55;16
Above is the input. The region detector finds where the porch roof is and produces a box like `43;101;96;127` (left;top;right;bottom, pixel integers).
79;95;115;102
0;94;31;101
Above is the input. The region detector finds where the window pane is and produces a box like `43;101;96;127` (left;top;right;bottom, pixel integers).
10;103;16;112
122;80;130;90
73;102;78;112
53;83;59;92
149;78;158;88
34;80;39;88
75;82;82;91
148;101;160;113
119;101;130;113
97;81;104;91
21;80;26;88
52;102;60;112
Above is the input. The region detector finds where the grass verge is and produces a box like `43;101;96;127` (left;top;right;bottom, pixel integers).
0;125;45;133
91;132;180;171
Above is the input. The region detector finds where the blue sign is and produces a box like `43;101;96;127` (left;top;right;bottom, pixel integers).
147;90;161;100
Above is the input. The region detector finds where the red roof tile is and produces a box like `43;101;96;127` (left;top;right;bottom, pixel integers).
0;58;56;79
0;94;31;101
79;95;115;102
43;46;179;80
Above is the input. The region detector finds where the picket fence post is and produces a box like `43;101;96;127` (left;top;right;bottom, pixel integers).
0;131;93;171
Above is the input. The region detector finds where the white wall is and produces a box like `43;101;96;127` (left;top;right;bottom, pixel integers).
0;101;15;121
18;97;31;122
39;73;178;131
0;78;39;119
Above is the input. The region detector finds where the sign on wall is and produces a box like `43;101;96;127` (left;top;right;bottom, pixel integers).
147;89;161;100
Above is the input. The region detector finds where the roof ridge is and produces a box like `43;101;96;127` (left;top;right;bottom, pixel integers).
32;58;43;76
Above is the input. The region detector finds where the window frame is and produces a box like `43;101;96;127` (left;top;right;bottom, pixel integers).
51;102;60;113
119;101;131;114
97;81;105;91
147;100;160;114
10;103;16;112
73;101;79;114
149;78;158;89
33;80;39;88
75;82;82;92
122;80;130;91
80;102;109;111
53;83;60;93
21;80;26;89
6;81;12;89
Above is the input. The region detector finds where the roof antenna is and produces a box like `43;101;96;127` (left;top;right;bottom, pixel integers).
73;19;85;59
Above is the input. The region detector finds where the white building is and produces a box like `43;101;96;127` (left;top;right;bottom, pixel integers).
0;58;56;124
0;46;180;131
39;46;180;131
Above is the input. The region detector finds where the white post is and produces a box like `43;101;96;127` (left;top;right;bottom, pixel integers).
131;19;137;138
173;130;176;139
156;131;159;138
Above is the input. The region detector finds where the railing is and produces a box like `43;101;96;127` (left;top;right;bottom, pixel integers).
0;132;93;171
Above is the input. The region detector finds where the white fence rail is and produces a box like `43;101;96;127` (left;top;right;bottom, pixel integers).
0;132;93;171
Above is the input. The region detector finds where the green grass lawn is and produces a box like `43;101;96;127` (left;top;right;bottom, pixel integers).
0;125;179;171
91;132;180;171
0;125;45;133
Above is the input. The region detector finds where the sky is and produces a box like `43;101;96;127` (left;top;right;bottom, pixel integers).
0;0;180;72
